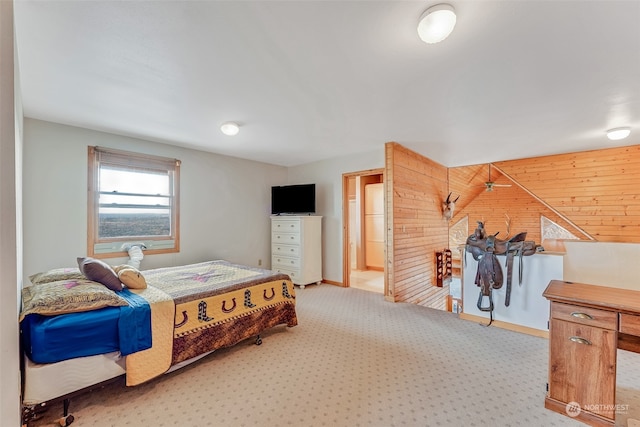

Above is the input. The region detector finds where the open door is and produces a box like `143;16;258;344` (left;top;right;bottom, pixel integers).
342;169;385;293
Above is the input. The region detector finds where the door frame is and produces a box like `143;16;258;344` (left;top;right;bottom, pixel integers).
342;168;384;289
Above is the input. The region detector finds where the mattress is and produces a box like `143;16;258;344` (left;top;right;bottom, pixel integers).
22;308;121;364
21;288;152;364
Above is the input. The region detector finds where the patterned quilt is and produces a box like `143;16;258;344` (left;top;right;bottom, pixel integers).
126;260;298;385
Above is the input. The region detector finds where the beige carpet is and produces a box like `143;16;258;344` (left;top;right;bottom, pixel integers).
30;284;640;426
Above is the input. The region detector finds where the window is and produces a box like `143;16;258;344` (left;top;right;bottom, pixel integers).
87;146;180;257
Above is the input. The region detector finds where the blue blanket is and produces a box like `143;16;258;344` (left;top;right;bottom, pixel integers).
117;288;152;356
22;288;152;364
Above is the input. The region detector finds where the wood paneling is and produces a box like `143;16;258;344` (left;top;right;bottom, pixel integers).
383;143;640;312
385;142;449;309
495;145;640;243
449;145;640;244
449;165;584;244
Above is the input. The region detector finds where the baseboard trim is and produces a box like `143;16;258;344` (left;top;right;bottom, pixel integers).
458;312;549;338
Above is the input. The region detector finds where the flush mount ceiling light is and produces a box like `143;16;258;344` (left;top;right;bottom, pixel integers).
606;127;631;141
220;122;240;136
417;3;457;44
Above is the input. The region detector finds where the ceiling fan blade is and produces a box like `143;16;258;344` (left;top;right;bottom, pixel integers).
484;181;512;191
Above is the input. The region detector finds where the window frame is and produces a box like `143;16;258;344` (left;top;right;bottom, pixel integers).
87;146;181;258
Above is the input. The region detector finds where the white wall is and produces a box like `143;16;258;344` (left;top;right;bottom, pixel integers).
23;119;287;280
563;241;640;290
287;149;384;283
463;253;564;331
1;1;21;424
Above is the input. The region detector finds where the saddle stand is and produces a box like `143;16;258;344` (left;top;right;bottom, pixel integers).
465;221;542;326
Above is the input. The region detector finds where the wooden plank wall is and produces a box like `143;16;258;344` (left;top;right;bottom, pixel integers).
385;142;449;309
449;164;585;244
449;144;640;244
495;145;640;243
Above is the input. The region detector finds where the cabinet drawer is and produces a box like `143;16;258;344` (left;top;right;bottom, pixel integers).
272;267;300;280
620;313;640;336
271;220;300;233
272;244;300;257
551;302;617;330
272;232;300;244
272;255;301;269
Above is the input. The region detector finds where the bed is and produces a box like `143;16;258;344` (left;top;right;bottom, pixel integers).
20;260;298;425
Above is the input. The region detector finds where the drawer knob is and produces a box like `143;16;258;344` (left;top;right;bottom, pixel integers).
569;336;592;345
570;312;594;320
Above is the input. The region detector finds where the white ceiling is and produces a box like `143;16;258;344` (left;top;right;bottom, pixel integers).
13;0;640;167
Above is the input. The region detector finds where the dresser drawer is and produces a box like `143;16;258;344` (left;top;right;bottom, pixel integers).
272;255;301;269
620;313;640;336
272;232;300;244
271;220;300;233
272;266;301;280
272;244;300;257
551;302;617;330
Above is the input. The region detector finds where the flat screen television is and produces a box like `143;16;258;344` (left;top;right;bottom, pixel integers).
271;184;316;215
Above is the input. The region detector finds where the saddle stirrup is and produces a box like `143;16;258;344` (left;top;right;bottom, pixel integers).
477;289;494;312
476;290;494;326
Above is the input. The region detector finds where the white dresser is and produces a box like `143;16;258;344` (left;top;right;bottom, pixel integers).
271;215;322;288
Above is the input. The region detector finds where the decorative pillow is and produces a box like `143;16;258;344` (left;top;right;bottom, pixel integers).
29;267;85;285
19;279;127;321
77;257;123;292
114;265;147;290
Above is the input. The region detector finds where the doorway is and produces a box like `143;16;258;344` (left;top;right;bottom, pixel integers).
342;169;385;293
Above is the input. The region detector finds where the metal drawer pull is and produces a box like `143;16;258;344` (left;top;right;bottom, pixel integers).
569;336;592;345
570;312;594;320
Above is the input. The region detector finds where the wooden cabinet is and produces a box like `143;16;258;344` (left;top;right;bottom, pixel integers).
548;303;617;420
543;280;640;426
271;216;322;289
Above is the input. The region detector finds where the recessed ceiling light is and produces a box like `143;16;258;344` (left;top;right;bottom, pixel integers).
606;127;631;141
417;4;457;44
220;122;240;136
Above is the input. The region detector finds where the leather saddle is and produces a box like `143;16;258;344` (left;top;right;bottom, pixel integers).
465;221;542;325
